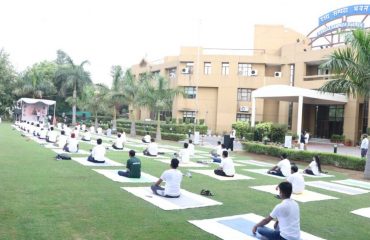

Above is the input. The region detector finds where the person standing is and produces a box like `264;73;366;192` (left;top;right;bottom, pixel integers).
252;182;301;240
361;134;369;158
304;130;310;150
299;131;305;150
229;128;236;151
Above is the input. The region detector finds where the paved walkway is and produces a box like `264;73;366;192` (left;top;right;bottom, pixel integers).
196;135;361;158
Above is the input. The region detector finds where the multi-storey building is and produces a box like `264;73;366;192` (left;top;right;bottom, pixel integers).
131;24;369;143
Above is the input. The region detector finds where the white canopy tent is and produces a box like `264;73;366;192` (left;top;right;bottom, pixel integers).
251;85;348;135
17;98;56;123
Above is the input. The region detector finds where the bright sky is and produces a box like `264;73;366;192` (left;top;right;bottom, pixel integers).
0;0;363;86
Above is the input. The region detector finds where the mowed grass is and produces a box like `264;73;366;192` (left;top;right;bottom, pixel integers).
1;123;370;240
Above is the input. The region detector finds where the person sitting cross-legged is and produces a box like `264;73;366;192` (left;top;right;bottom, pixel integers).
63;133;79;153
118;150;141;178
282;165;305;196
267;153;291;177
81;130;91;141
142;132;151;143
178;142;190;164
210;141;222;157
143;138;158;156
188;139;195;156
303;155;325;176
151;158;182;198
252;181;301;240
112;133;124;150
55;130;68;148
87;138;106;163
214;150;235;177
211;143;227;163
46;127;58;143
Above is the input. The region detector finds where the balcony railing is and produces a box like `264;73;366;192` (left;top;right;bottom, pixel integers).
304;74;335;81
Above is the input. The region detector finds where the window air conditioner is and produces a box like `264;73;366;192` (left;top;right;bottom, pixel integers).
250;69;258;76
274;71;282;78
181;67;190;74
240;106;249;112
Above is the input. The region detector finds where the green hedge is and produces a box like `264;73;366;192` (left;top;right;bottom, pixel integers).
242;141;365;171
117;127;186;141
331;134;345;143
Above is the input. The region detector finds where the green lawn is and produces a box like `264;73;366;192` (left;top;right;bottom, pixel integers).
1;123;370;240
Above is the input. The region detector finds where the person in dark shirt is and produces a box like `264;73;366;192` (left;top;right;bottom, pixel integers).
118;150;141;178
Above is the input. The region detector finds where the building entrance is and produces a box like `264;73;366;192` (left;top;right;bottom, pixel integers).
315;105;344;139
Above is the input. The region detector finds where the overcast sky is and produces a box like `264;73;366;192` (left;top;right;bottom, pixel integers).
0;0;364;86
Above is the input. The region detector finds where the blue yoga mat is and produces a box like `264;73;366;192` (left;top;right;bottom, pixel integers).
218;217;257;237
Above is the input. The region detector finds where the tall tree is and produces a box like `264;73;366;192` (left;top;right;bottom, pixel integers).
55;50;92;125
0;49;18;118
139;73;183;140
108;65;126;132
14;61;57;99
122;69;141;136
319;29;370;178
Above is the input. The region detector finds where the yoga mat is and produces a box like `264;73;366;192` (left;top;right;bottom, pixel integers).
93;169;158;183
250;185;338;202
189;213;326;240
52;149;90;155
351;207;370;219
71;157;123;167
242;168;287;179
189;169;254;181
305;181;370;195
235;160;274;167
122;186;222;210
44;144;61;149
298;170;334;178
333;179;370;190
157;159;208;168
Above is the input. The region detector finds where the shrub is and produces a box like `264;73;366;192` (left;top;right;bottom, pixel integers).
331;134;345;143
254;122;273;141
232;121;252;139
116;127;186;141
242;142;365;171
270;124;288;143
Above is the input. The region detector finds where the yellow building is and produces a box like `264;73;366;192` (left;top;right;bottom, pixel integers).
131;24;369;144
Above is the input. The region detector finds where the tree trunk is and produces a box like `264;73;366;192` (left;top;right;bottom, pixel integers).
364;153;370;179
94;111;98;130
156;111;162;140
112;107;117;133
72;87;77;126
130;110;136;137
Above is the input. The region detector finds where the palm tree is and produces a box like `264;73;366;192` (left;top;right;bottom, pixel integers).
108;65;126;132
319;29;370;178
55;50;92;125
77;84;109;130
139;73;183;140
121;69;141;137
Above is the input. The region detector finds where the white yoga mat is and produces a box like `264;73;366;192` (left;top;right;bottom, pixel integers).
71;157;123;167
93;169;158;183
52;149;90;155
44;144;61;149
250;185;338;202
107;148;129;152
351;207;370;219
189;213;326;240
157;159;208;168
298;170;334;178
333;179;370;190
189;169;254;181
235;160;274;167
121;186;222;210
242;168;286;179
305;181;370;195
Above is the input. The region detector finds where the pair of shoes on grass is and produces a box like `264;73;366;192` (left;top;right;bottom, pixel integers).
201;189;214;196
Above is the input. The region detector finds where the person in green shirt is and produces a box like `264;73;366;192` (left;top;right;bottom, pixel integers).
118;150;141;178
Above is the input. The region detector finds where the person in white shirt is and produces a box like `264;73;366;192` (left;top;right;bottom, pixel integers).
64;133;79;153
303;155;323;176
63;125;71;137
142;132;151;143
39;127;47;140
96;127;103;135
81;130;91;141
106;128;112;137
178;143;190;163
87;138;106;163
188;139;195;156
211;144;227;163
112;133;124;150
287;165;305;194
253;182;300;240
151;158;182;198
229;128;236;151
210;141;222;157
55;130;68;148
214;151;235;177
72;127;80;138
268;153;291;177
89;126;95;134
81;124;86;131
361;134;369;158
304;130;310;150
143;138;158;156
46;127;58;143
121;132;127;143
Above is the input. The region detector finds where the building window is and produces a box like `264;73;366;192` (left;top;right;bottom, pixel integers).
329;105;344;122
204;62;212;75
185;62;194;74
168;68;177;79
183;111;196;123
237;88;253;101
184;86;197;99
236;113;251;122
238;63;252;76
318;67;330;75
222;62;229;75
